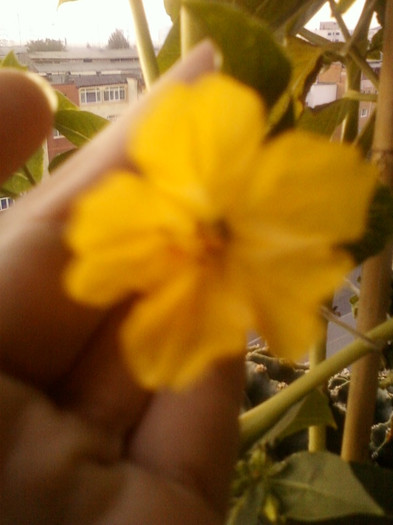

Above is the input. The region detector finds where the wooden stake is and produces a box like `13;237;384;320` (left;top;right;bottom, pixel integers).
341;0;393;463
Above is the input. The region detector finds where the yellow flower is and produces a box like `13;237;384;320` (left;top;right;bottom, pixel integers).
64;73;376;390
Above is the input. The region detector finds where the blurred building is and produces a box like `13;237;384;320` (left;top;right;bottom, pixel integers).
0;46;144;163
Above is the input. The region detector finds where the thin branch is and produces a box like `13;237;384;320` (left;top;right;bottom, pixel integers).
329;0;351;41
240;314;393;453
128;0;159;88
321;305;381;350
299;27;379;90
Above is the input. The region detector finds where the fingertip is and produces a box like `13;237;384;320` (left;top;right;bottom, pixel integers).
0;69;56;181
160;39;221;85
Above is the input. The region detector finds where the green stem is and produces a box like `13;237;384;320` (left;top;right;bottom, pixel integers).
128;0;159;88
339;0;374;143
355;108;376;155
239;315;393;453
308;317;328;452
347;49;379;90
328;0;351;40
340;0;378;58
344;90;377;102
299;28;379;90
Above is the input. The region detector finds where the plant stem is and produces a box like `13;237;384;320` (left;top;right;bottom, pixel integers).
341;0;393;463
308;326;327;452
239;316;393;453
128;0;159;88
340;1;373;142
341;58;360;142
329;0;351;40
298;29;379;90
341;0;379;90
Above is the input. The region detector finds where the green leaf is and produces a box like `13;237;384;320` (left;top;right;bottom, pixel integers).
157;19;180;74
164;0;181;21
357;109;375;156
368;28;383;58
268;36;323;131
183;0;291;106
375;0;387;27
55;90;78;111
298;98;353;137
48;149;77;173
336;0;357;14
227;482;265;525
343;184;393;264
55;110;108;147
54;90;108;146
0;147;44;197
261;390;336;447
270;451;384;521
248;0;326;35
0;51;28;70
285;36;323;109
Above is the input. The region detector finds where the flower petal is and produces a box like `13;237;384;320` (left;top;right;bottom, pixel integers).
240;131;377;243
120;265;252;390
238;237;353;360
64;172;196;305
130;74;265;219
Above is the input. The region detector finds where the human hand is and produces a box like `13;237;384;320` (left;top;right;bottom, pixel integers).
0;42;244;524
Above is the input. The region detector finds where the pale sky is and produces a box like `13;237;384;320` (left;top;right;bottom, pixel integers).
0;0;373;48
0;0;171;47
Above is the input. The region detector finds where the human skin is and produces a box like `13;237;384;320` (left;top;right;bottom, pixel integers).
0;41;244;524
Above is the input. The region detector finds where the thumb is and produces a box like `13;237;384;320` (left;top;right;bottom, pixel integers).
0;69;57;182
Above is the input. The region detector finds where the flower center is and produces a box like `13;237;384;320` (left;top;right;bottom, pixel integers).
197;219;231;256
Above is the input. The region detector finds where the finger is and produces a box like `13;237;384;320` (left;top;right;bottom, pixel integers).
51;301;150;439
0;69;56;181
129;356;245;517
47;41;219;433
0;40;218;390
16;40;219;220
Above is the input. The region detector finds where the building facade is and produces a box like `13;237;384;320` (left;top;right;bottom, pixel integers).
0;47;144;164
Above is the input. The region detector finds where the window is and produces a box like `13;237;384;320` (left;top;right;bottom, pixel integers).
80;86;126;105
80;87;101;105
0;197;13;211
103;85;126;102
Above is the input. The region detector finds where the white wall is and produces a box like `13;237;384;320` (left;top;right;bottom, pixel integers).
306;83;337;108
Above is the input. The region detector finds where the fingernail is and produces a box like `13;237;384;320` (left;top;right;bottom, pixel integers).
205;39;223;71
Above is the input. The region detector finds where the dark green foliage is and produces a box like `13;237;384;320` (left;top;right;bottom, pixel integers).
27;38;66;52
164;0;181;21
107;29;130;49
182;1;292;107
0;51;28;70
343;184;393;265
368;28;383;57
54;91;109;147
298;99;354;137
157;20;180;74
232;348;393;524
